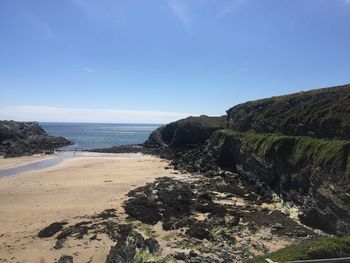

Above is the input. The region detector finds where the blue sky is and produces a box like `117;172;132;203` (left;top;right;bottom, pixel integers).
0;0;349;123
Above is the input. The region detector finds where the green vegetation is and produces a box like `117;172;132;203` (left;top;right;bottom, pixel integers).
226;84;350;140
134;250;158;262
210;225;236;240
131;221;159;239
174;115;227;129
163;231;181;242
178;240;213;254
214;129;350;178
248;236;350;263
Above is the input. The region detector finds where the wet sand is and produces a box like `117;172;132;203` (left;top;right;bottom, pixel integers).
0;153;178;263
0;154;55;170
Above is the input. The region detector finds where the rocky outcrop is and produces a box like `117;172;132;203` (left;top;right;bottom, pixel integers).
208;130;350;235
144;115;226;148
227;84;350;139
0;120;71;157
124;177;194;225
139;84;350;236
106;224;160;263
88;83;350;261
123;176;316;262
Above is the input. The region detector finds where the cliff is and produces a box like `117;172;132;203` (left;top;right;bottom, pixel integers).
143;83;350;236
227;84;350;139
217;84;350;235
209;130;350;235
95;84;350;262
0;120;72;157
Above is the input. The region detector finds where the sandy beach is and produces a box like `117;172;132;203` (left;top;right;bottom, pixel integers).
0;153;179;263
0;154;55;170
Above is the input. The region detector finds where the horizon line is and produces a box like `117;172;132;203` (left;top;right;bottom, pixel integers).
0;105;205;124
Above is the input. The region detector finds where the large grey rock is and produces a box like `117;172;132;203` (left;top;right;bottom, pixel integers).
0;120;71;157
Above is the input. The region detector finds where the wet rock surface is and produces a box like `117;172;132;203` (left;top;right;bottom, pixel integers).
38;173;318;262
106;224;160;263
37;209;121;249
88;144;144;154
37;222;68;238
55;255;73;263
38;209;162;263
124;177;193;226
123;176;318;262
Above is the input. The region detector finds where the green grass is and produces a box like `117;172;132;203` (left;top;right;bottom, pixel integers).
213;129;350;178
226;84;350;140
131;221;159;239
134;250;158;262
178;240;213;254
248;236;350;263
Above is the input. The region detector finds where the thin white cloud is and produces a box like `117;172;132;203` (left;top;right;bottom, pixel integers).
84;67;95;73
167;0;192;33
45;23;53;39
0;106;195;124
219;0;246;17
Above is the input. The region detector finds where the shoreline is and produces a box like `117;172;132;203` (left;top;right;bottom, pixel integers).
0;151;144;178
0;154;56;170
0;150;327;262
0;153;182;263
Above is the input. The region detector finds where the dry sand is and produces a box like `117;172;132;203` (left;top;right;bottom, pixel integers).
0;153;179;263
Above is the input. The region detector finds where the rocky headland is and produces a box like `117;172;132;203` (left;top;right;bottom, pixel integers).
141;84;350;236
56;83;348;262
0;120;72;157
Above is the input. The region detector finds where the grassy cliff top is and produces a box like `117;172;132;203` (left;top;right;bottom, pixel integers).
227;84;350;139
170;115;227;128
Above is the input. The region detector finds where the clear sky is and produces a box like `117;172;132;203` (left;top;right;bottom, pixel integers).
0;0;349;123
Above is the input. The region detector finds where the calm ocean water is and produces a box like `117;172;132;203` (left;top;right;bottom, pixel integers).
40;123;161;150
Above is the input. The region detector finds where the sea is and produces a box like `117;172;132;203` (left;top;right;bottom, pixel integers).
40;123;161;150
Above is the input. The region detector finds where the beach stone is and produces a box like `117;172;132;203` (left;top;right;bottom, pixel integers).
38;222;68;238
185;222;213;240
106;224;160;263
55;255;73;263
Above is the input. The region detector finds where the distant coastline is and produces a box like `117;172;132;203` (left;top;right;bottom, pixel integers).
40;122;161;150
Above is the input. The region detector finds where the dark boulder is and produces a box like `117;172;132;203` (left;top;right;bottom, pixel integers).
55;256;73;263
124;177;194;226
38;222;68;238
185;222;213;240
106;224;160;263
